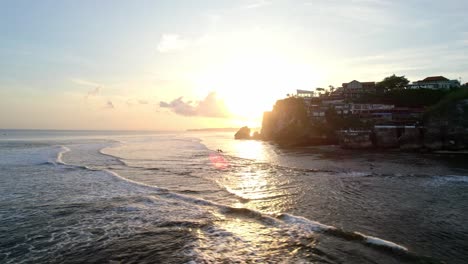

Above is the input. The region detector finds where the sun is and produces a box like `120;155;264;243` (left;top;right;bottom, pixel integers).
194;53;321;124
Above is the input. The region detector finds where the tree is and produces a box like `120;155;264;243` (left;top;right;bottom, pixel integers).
376;74;410;93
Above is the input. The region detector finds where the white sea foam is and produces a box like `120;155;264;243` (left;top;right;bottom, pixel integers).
427;175;468;186
51;141;411;258
278;213;335;232
277;214;408;252
356;232;408;251
441;175;468;183
55;146;70;165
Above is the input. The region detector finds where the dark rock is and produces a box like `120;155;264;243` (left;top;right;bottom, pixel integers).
399;127;423;150
375;127;399;148
251;131;262;140
234;126;251;140
338;130;373;149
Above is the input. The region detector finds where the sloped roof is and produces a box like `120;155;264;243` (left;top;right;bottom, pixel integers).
342;80;375;85
421;76;449;82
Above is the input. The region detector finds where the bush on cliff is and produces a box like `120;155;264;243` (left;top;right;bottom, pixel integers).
425;87;468;127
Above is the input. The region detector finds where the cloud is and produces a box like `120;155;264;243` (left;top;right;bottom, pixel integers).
71;78;103;99
242;0;270;9
159;92;230;118
105;100;114;109
461;32;468;45
85;87;100;99
71;78;101;87
157;34;188;53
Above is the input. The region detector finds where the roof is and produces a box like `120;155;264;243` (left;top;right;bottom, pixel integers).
342;80;376;86
420;76;449;82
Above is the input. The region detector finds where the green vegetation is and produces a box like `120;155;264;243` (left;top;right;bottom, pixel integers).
375;74;409;93
425;87;468;126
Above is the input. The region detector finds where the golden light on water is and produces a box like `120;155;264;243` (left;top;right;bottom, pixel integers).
209;140;294;214
231;140;266;161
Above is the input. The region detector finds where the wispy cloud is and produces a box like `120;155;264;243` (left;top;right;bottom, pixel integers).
85;87;100;99
71;78;103;99
157;34;188;53
159;92;230;118
242;0;271;9
71;78;101;87
460;32;468;45
336;43;468;82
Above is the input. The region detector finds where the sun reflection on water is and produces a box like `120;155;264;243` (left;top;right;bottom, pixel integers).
231;140;267;161
210;139;295;214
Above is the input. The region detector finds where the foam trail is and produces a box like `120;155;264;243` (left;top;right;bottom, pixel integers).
53;144;410;255
102;169;169;193
358;233;409;251
98;148;127;166
277;213;336;232
278;214;408;252
55;146;70;165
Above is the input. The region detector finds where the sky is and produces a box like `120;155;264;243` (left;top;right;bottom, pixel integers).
1;0;467;130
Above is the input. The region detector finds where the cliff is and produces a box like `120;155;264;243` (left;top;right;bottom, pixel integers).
423;92;468;150
259;88;468;150
261;97;313;146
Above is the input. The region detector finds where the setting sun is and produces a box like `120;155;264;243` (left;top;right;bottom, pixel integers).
193;52;322;123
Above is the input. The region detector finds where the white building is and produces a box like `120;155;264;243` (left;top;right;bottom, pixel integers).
407;76;460;89
296;89;315;97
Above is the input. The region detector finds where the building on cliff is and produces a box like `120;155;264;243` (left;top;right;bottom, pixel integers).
342;80;376;98
407;76;461;89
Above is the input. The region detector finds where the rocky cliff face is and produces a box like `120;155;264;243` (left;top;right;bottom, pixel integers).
399;127;423;150
260;97;311;146
338;131;373;149
424;98;468;150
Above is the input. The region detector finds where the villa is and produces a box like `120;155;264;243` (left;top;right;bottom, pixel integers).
407;76;460;89
342;80;376;98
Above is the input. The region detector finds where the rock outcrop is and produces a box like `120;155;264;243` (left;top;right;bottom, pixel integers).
399;127;423;150
234;126;251;140
424;97;468;150
374;127;399;148
338;130;373;149
260;97;313;146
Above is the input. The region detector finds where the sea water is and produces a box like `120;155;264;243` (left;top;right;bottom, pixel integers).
1;130;467;263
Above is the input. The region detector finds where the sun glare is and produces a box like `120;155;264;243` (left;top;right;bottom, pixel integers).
194;53;322;123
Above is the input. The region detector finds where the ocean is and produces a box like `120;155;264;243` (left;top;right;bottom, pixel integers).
0;130;467;263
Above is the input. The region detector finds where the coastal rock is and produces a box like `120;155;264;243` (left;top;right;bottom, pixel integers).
234;126;251;140
338;130;373;149
424;94;468;150
374;127;399;148
251;131;262;140
444;127;467;150
423;127;444;150
260;97;312;146
399;127;423;150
